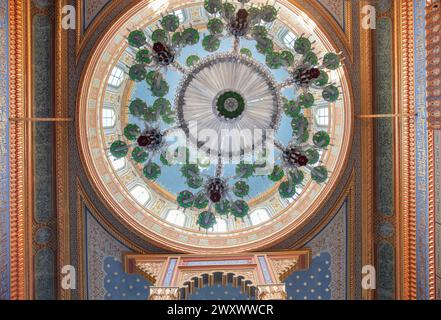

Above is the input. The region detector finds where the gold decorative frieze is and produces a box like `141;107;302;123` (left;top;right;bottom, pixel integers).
149;287;180;300
256;284;287;300
269;257;299;282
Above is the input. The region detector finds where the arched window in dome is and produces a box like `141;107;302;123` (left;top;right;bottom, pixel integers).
315;105;330;127
165;209;186;227
249;209;271;226
174;9;187;24
108;153;126;171
282;30;296;49
130;185;151;206
212;218;228;233
108;66;124;88
102;108;116;129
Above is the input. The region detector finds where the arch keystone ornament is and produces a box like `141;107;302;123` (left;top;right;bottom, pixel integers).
124;250;311;300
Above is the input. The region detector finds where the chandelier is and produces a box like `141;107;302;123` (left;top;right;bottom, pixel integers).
109;0;341;231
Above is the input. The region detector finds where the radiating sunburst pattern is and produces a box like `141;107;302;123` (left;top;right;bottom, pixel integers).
176;53;281;157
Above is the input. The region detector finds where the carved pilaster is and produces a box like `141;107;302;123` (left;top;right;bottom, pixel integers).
149;287;180;300
256;284;287;300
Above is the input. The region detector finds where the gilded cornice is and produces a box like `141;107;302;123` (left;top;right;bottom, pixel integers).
8;0;26;300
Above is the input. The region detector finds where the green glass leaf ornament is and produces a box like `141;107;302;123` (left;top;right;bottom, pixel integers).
143;107;159;123
127;30;146;48
313;131;331;149
177;190;194;208
132;146;148;163
186;175;204;189
322;52;341;70
313;70;329;87
160;152;171;166
283;99;301;117
151;80;170;97
251;25;268;41
202;34;221;52
129;99;148;117
151;29;168;43
129;64;147;82
247;7;261;25
110;140;128;159
197;211;217;230
311;166;328;183
322;85;340;102
260;5;278;23
123;124;141;141
236;163;255;179
161;14;180;32
146;70;162;86
240;48;252;58
268;165;285;182
143;162;161;180
181;164;200;179
294;37;312;55
215;199;231;216
171;32;183;47
136;49;152;64
222;2;236;20
290;169;305;185
233;181;250;198
303;51;319;66
256;37;273;55
291;116;309;136
208;18;224;34
279;181;296;198
186;55;200;67
266;51;284;69
281;50;295;66
204;0;222;14
193;193;209;209
181;28;200;45
298;92;315;108
230;200;249;219
305;148;320;165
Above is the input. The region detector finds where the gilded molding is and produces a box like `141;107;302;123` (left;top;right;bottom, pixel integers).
400;0;417;300
55;0;71;300
425;0;439;299
426;1;441;129
359;0;375;300
8;0;26;300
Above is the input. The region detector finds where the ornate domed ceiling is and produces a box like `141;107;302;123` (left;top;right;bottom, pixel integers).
77;0;352;253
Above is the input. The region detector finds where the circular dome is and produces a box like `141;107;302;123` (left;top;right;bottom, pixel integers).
77;0;352;253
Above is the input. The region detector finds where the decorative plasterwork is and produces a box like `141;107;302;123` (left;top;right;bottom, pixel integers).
256;284;287;300
8;0;27;300
268;257;299;282
135;261;165;284
0;0;10;300
149;287;180;300
76;0;353;253
400;0;417;300
124;250;310;300
426;1;441;130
